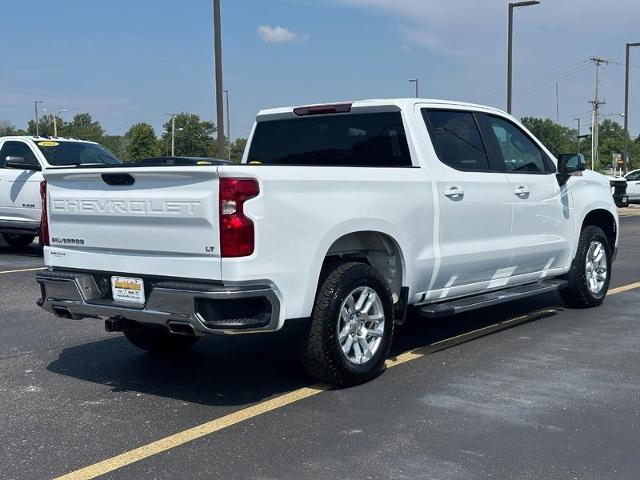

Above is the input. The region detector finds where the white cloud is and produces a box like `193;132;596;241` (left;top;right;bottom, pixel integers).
257;25;301;44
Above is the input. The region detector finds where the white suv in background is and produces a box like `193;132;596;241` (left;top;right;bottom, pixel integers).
625;169;640;203
0;137;120;248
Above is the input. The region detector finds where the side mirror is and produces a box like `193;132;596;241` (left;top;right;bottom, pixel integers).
5;156;41;171
557;153;586;174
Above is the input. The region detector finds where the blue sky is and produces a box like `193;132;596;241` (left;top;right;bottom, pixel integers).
1;0;640;139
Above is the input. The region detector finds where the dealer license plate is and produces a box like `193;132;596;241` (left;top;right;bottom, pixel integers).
111;276;145;304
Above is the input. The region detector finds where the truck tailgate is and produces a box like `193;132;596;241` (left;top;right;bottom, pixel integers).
43;167;222;280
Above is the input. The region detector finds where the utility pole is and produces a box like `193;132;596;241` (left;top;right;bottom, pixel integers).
169;114;176;157
507;1;540;114
589;57;608;170
624;42;640;175
224;89;231;161
34;101;43;136
213;0;225;159
555;82;560;123
574;117;581;153
409;79;419;98
46;109;66;137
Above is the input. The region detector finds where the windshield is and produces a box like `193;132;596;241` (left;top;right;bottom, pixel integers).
34;140;121;166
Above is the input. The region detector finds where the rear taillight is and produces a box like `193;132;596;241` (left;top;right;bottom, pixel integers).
219;178;259;257
40;180;50;246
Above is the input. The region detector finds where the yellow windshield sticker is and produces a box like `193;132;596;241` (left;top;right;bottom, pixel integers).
197;160;213;165
37;141;59;147
249;160;262;165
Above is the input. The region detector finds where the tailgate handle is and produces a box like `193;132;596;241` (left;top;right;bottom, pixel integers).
102;173;135;186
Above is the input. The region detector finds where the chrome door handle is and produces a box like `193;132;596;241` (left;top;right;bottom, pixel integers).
513;186;530;196
444;187;464;198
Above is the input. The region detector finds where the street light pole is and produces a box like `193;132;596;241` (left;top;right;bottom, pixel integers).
224;89;231;161
54;110;66;137
170;114;176;157
34;101;43;136
409;79;419;98
213;0;225;159
574;117;581;153
507;1;540;114
624;42;640;175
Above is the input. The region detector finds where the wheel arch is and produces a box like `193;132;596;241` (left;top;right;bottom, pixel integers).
319;230;407;304
581;208;617;249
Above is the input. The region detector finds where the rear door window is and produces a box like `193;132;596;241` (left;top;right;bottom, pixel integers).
247;112;412;167
422;109;491;171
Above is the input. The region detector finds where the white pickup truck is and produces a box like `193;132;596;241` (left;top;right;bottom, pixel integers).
0;136;120;247
36;99;619;386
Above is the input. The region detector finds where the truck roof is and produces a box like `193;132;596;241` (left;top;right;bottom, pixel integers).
257;98;507;119
0;136;100;144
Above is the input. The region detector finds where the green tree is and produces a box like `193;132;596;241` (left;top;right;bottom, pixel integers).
60;113;105;142
520;117;578;157
0;120;18;137
124;123;160;162
27;114;60;137
230;137;247;163
161;113;217;157
596;119;625;170
101;135;126;160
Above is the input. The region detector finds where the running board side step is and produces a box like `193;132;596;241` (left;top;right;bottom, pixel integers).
418;279;568;318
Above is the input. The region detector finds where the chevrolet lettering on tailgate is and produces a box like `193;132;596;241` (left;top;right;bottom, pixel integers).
51;199;201;216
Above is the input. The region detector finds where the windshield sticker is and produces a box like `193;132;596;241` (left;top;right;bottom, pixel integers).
38;141;59;147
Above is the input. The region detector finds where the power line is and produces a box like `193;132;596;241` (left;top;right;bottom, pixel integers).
474;60;591;103
513;64;591;95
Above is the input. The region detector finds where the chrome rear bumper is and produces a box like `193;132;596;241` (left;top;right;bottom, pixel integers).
36;270;281;335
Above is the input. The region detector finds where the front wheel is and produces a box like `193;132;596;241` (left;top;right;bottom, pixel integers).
124;325;199;354
560;225;612;308
303;262;394;386
2;233;36;248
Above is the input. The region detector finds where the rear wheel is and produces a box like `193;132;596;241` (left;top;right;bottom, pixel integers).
560;225;611;308
2;233;36;248
303;262;394;386
124;324;199;354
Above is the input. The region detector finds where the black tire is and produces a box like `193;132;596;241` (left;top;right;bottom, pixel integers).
124;324;199;354
560;225;612;308
3;233;36;248
303;262;395;386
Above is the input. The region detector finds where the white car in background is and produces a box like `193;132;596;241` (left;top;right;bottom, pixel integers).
625;169;640;203
0;137;120;248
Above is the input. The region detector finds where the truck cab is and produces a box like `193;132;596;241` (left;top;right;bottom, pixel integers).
0;136;120;247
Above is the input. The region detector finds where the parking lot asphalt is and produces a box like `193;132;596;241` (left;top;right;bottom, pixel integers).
1;217;639;480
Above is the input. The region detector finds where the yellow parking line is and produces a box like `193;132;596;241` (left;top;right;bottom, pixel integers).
609;281;640;295
55;385;329;480
0;267;46;275
54;280;640;480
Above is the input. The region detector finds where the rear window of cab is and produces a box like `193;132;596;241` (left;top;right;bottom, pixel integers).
247;112;412;167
